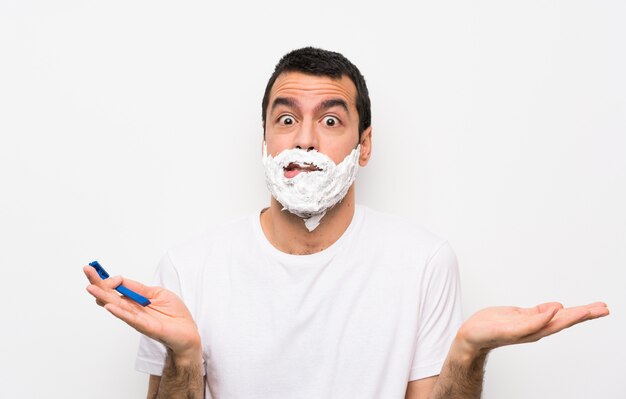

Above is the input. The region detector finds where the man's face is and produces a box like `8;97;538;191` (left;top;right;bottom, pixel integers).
264;72;370;175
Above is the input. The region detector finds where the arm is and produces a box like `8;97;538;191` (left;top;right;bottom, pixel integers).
147;373;205;399
147;375;160;399
153;349;204;398
426;340;487;399
406;301;609;399
404;350;486;399
83;266;205;398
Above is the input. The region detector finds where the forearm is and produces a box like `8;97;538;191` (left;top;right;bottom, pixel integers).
429;339;488;399
156;349;204;399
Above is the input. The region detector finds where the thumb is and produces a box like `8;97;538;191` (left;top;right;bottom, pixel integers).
510;306;559;339
108;275;123;287
518;306;559;338
118;277;159;298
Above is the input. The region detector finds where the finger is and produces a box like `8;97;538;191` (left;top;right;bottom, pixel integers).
118;277;159;298
587;304;610;319
585;302;608;310
522;307;590;343
534;302;564;314
86;283;130;308
104;303;157;337
90;275;123;291
583;301;607;309
515;302;562;318
559;302;608;319
503;306;559;339
103;275;123;289
550;307;591;330
83;266;123;289
83;265;104;284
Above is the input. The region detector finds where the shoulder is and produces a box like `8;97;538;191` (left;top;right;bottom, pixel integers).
352;205;459;292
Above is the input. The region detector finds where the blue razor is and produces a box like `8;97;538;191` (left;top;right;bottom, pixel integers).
89;261;151;306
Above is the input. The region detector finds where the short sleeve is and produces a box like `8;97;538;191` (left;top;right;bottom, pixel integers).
134;253;182;376
409;240;463;381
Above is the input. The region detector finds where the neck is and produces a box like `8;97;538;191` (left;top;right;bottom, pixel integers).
260;186;356;255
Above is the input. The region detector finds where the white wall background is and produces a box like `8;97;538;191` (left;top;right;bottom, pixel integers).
1;1;624;397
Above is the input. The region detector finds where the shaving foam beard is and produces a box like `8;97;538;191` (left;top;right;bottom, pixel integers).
262;143;361;232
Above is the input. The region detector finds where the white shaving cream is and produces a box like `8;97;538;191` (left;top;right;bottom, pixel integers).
262;142;361;232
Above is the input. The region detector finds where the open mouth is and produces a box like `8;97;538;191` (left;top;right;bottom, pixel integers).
283;162;322;178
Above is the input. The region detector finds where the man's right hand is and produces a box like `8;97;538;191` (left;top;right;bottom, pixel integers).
83;266;202;363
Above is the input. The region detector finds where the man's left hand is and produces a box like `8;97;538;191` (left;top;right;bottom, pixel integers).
455;301;609;357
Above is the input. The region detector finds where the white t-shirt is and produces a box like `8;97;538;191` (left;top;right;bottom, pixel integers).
136;205;463;399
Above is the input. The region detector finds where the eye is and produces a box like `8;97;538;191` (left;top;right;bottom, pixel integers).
278;115;295;125
323;116;339;127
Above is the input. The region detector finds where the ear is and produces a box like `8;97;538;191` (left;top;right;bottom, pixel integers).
358;126;372;167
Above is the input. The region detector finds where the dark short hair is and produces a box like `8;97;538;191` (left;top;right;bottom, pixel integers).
261;47;371;138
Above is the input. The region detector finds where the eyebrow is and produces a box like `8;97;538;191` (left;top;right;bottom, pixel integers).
270;97;350;114
271;97;298;112
315;99;349;114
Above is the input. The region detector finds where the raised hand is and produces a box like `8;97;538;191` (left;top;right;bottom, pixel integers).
83;266;201;360
456;301;610;355
426;302;610;399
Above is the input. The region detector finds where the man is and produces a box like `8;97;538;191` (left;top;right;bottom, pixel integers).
84;47;609;398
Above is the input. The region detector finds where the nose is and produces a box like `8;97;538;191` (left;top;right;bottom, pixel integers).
296;145;315;151
294;120;318;151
